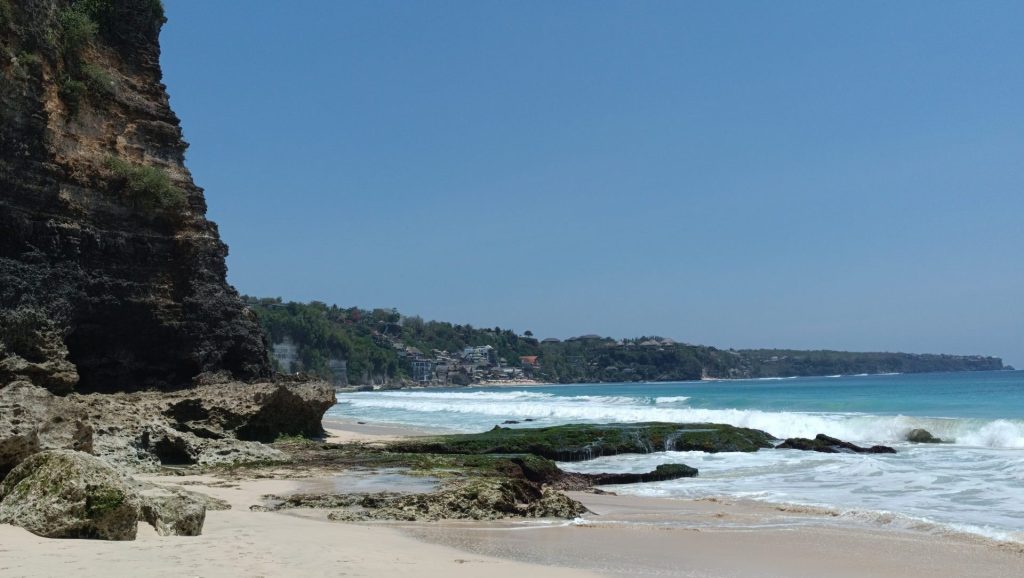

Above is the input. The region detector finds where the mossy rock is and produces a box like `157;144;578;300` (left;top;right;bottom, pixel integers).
0;450;141;540
776;434;896;454
388;422;775;461
327;477;588;522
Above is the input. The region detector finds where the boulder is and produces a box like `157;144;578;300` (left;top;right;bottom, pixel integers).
0;382;93;478
164;381;336;442
906;428;943;443
0;450;140;540
776;434;896;454
23;380;331;471
136;483;228;537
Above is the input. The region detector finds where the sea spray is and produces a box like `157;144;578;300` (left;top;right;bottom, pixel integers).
331;371;1024;542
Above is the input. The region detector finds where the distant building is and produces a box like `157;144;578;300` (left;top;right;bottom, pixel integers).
520;355;540;368
541;338;562;344
412;359;433;383
271;336;300;373
461;345;496;366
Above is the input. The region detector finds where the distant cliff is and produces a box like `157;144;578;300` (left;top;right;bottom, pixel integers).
0;0;270;392
244;299;1007;385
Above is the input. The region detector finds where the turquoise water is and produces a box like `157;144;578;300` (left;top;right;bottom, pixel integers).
331;370;1024;541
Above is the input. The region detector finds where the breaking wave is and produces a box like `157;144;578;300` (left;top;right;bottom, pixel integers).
333;390;1024;448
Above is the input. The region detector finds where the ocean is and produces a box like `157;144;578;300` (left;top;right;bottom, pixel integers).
330;370;1024;542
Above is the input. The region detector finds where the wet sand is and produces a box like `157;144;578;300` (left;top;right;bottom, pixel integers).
322;416;454;443
404;491;1024;578
2;419;1022;577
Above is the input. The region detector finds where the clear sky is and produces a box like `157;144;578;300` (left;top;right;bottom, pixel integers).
160;1;1023;367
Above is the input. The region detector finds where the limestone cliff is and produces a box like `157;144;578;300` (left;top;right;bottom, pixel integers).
0;0;271;392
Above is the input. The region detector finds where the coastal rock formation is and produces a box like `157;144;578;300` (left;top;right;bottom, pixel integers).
73;380;334;469
287;478;589;522
0;0;270;393
166;377;336;443
776;434;896;454
1;377;332;476
0;380;93;478
906;428;943;443
0;450;141;540
136;482;229;536
390;422;776;460
0;309;79;394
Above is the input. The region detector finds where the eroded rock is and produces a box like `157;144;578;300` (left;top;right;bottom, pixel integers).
0;381;93;478
136;483;228;537
907;428;943;443
0;450;140;540
318;478;589;522
0;309;78;394
0;0;271;394
776;434;896;454
389;422;776;461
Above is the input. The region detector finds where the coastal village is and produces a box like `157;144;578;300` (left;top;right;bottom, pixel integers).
271;334;544;387
270;328;687;388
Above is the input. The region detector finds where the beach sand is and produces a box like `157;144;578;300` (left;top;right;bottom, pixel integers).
2;419;1022;577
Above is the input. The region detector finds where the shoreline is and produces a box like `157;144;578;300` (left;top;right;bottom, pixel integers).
3;419;1021;577
402;490;1024;578
349;368;1020;391
320;419;1024;576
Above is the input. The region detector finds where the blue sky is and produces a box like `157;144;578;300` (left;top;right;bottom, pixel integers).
160;1;1023;366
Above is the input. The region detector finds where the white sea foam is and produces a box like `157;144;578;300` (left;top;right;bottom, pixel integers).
653;396;690;404
334;390;1024;448
332;383;1024;543
562;446;1024;543
956;420;1024;449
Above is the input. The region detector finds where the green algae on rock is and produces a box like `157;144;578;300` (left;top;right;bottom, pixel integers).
0;450;141;540
388;422;776;461
322;478;589;522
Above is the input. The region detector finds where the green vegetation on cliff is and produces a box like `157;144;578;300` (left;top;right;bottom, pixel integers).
104;156;184;212
248;299;401;383
246;298;1007;385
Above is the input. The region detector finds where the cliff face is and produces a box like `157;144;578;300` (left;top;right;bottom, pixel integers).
0;0;270;392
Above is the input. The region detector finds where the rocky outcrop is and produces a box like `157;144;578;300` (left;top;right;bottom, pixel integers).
0;0;270;393
329;479;587;521
0;309;79;394
136;482;229;536
776;434;896;454
906;428;943;443
1;379;333;475
74;380;334;469
165;377;336;443
582;464;698;485
389;423;776;461
265;478;589;522
0;450;141;540
0;380;93;478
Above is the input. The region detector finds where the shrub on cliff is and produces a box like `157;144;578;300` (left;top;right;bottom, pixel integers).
0;0;12;29
60;5;98;59
81;62;115;94
104;156;186;213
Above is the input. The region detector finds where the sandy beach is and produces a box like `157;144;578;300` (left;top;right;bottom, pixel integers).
2;419;1022;578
